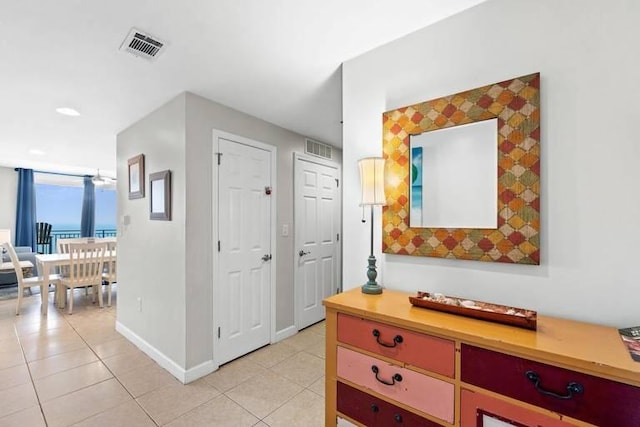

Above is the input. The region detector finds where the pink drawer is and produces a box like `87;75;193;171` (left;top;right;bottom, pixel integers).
337;313;455;378
461;344;640;427
337;346;454;423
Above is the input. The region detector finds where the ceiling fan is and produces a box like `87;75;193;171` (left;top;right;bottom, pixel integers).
92;169;115;186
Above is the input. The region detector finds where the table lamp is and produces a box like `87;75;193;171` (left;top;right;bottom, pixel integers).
358;157;386;294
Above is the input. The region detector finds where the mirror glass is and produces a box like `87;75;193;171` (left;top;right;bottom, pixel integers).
409;118;497;229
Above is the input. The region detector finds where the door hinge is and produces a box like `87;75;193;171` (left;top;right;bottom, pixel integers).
335;178;339;187
218;241;221;252
337;233;340;242
218;327;221;339
215;152;222;165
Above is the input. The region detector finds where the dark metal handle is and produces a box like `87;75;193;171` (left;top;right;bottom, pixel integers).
261;254;272;261
298;250;310;257
371;365;402;386
372;329;403;348
370;404;379;413
525;371;584;400
394;414;403;424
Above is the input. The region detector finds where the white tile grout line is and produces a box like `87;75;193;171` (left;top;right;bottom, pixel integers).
6;293;326;426
10;287;160;427
12;308;49;426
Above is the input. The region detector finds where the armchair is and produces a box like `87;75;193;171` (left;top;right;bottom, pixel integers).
1;246;38;286
1;229;38;286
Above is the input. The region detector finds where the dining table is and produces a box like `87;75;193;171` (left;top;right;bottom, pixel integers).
35;250;116;315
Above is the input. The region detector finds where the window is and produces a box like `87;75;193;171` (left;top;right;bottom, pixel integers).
95;186;117;234
35;181;83;232
34;173;117;249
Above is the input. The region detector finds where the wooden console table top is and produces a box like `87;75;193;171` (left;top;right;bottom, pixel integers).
324;288;640;387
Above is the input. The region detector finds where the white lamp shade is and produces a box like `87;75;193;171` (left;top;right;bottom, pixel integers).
0;229;11;245
358;157;387;206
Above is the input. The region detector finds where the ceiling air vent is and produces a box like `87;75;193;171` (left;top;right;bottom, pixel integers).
305;138;332;160
119;28;166;61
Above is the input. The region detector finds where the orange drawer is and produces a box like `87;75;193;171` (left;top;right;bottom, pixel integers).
461;344;640;427
337;381;441;427
337;346;454;423
337;313;455;378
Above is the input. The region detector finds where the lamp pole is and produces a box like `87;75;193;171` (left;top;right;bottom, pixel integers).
358;156;385;295
362;205;382;294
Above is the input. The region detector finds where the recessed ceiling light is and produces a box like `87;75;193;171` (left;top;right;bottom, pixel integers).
55;107;80;116
29;149;46;155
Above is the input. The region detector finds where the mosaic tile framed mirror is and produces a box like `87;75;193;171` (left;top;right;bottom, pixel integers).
382;73;540;264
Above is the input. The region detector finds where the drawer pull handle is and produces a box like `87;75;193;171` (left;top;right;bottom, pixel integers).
371;365;402;385
370;404;379;413
372;329;403;348
525;371;584;400
394;414;403;423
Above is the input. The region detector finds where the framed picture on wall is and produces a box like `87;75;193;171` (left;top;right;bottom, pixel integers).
128;154;145;199
149;169;171;220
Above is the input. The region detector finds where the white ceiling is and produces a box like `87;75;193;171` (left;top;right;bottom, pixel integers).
0;0;486;179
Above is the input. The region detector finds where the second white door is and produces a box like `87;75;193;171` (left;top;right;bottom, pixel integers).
216;135;273;365
294;155;341;330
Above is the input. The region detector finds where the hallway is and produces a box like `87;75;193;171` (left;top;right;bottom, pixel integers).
0;288;326;426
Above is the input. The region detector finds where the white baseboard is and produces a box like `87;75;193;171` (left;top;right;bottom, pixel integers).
274;324;297;343
184;359;216;383
115;321;215;384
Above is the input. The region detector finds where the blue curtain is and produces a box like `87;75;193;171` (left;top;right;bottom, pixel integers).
80;176;95;237
15;168;37;250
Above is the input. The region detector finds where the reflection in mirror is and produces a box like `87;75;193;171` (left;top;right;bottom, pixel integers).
409;118;498;229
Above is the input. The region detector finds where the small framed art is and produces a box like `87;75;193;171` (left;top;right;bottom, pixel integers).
149;170;171;220
127;154;145;199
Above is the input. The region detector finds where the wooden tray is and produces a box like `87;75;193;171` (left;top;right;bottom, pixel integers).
409;291;537;330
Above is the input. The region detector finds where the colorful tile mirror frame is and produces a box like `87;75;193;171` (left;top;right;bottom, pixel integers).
382;73;540;264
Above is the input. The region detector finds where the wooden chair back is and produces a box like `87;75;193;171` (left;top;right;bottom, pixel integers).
64;242;107;288
103;240;116;281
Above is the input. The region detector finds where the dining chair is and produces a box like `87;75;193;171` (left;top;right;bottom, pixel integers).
2;242;61;315
56;238;93;299
57;237;94;255
101;240;116;307
58;242;107;315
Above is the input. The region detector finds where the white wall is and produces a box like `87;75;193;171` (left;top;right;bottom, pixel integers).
116;94;187;369
117;91;342;378
183;92;341;367
342;0;640;326
0;166;18;238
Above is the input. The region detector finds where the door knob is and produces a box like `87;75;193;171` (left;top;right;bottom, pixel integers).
298;250;311;257
261;254;272;261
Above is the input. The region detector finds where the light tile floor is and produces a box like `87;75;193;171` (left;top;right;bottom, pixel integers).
0;287;326;426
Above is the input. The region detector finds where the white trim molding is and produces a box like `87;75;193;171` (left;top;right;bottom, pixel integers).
116;321;215;384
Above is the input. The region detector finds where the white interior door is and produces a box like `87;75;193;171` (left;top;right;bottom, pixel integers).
216;136;272;365
294;155;341;330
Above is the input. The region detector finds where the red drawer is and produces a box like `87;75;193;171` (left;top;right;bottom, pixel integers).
338;313;455;378
461;344;640;427
337;381;441;427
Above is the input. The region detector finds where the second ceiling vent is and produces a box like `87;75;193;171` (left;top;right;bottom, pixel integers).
120;28;166;61
305;138;333;160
